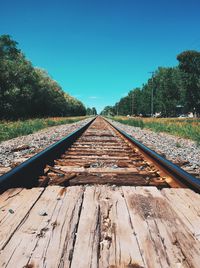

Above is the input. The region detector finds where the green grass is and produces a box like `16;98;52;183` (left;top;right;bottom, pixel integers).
0;116;89;142
110;118;145;129
110;116;200;145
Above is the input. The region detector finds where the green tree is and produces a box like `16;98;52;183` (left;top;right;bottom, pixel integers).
0;34;86;119
86;107;93;115
128;88;142;115
0;35;36;118
102;67;183;117
148;67;182;116
91;107;97;115
100;106;115;116
177;50;200;115
0;34;20;59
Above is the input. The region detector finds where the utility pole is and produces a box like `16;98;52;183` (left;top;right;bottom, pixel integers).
131;92;134;116
151;85;153;117
149;71;154;117
116;102;119;116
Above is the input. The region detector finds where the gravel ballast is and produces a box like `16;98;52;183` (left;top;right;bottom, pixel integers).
0;117;199;178
0;117;93;175
109;119;200;177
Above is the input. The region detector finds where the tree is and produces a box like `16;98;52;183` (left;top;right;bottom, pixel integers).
137;84;151;116
91;107;97;115
86;108;93;115
128;88;142;115
0;34;20;59
100;106;115;116
111;88;142;116
147;67;183;116
177;50;200;115
101;67;183;117
0;34;86;119
0;35;22;118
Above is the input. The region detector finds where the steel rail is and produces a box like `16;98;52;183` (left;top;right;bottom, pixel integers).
105;118;200;193
1;116;200;193
0;117;96;192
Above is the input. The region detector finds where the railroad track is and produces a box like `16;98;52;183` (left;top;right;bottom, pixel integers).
1;116;200;267
0;116;200;192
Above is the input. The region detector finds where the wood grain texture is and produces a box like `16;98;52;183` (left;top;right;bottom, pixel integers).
123;186;168;268
99;186;144;268
123;186;200;268
161;188;200;240
0;186;84;268
0;188;23;203
0;187;44;250
1;186;200;267
70;186;100;268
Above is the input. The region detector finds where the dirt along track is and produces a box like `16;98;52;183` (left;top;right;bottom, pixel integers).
38;116;186;188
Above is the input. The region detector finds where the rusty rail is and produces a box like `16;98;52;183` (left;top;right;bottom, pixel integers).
0;117;96;192
105;118;200;193
0;116;200;193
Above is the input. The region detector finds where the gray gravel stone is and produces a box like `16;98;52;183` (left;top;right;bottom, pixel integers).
0;117;92;175
108;119;200;177
0;117;199;179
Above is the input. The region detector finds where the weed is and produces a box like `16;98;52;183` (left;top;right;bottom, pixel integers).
0;116;89;142
175;142;181;148
111;116;200;145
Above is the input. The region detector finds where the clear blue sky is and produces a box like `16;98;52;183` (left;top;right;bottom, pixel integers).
1;0;200;113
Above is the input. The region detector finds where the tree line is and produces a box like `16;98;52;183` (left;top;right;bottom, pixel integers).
86;107;97;115
0;35;87;120
101;50;200;117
